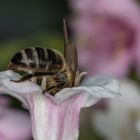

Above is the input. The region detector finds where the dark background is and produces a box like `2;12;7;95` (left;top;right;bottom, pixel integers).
0;0;68;41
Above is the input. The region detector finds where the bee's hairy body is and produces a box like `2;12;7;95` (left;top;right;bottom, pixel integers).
10;47;66;72
9;47;75;95
8;20;86;95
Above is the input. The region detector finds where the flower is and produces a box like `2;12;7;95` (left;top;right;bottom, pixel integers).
0;96;32;140
0;96;11;108
70;0;140;78
0;70;120;140
92;80;140;140
0;108;32;140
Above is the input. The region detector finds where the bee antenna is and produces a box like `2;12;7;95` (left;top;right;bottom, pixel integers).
63;18;69;47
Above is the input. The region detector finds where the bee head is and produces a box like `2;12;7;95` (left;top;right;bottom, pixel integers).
8;63;18;71
8;52;25;71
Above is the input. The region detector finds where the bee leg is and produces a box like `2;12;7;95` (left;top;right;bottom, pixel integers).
11;73;35;82
43;82;66;95
33;72;54;77
11;72;55;83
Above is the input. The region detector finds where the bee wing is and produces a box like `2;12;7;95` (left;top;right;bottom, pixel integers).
63;19;77;84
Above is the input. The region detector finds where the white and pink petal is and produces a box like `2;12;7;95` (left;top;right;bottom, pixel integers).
55;75;120;107
0;70;120;140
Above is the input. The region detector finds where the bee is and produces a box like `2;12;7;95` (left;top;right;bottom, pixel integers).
8;19;86;95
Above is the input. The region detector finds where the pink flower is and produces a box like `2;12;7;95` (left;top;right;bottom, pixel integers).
0;96;32;140
92;80;140;140
0;70;120;140
0;108;32;140
70;0;140;78
0;96;11;108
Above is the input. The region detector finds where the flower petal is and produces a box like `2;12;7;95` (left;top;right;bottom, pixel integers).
55;76;120;107
0;70;42;108
70;0;140;78
2;79;42;94
81;75;120;97
29;93;85;140
92;80;140;140
0;70;21;82
0;70;42;93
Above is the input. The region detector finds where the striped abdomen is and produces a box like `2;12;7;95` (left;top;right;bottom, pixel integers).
30;73;68;95
10;47;66;72
30;75;53;91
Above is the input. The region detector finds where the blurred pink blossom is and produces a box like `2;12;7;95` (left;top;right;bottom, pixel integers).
0;96;32;140
0;108;32;140
0;96;11;108
0;70;120;140
92;80;140;140
70;0;140;78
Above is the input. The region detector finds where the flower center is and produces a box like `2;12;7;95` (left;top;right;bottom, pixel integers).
77;15;135;65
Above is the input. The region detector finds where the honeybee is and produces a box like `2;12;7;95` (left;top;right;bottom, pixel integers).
8;19;86;95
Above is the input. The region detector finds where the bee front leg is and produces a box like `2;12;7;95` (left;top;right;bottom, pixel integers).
11;72;55;83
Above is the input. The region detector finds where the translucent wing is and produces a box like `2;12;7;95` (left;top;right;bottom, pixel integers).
63;19;77;85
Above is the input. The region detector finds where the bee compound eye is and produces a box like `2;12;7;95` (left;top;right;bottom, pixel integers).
8;64;17;71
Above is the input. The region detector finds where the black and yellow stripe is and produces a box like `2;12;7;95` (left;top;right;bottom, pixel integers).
11;47;66;72
10;47;70;95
